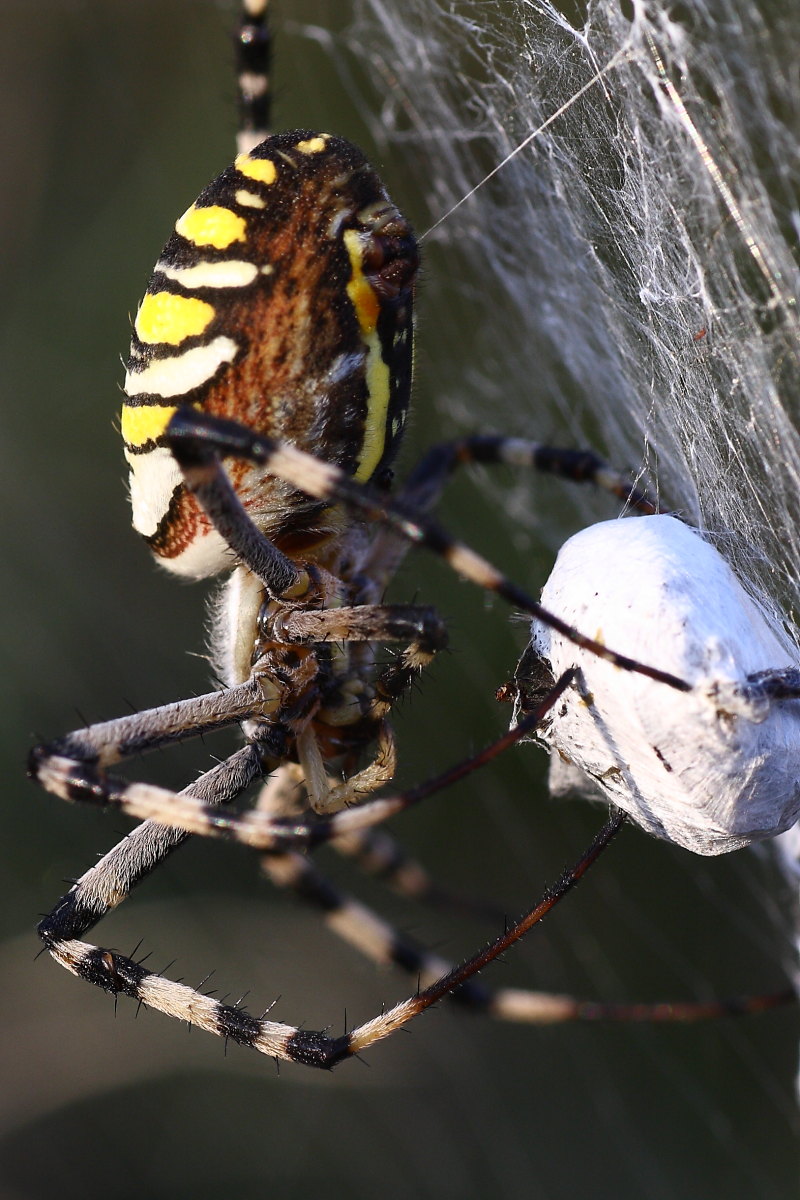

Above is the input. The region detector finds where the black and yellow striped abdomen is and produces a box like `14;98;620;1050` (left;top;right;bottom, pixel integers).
122;131;417;578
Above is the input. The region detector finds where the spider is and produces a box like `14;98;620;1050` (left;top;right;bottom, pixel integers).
30;0;796;1069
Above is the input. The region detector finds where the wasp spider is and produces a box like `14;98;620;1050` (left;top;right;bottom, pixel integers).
30;1;794;1069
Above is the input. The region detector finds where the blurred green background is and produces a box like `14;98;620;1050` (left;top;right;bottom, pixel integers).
2;2;798;1197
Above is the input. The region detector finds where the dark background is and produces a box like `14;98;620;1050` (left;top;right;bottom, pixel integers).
2;2;798;1197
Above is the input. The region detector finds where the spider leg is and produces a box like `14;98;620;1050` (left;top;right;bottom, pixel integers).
256;763;506;921
321;720;397;810
400;436;657;515
291;715;398;814
261;843;794;1028
30;671;576;851
30;676;283;830
236;0;271;153
33;678;276;770
266;603;445;652
268;601;448;718
166;447;309;600
740;667;800;702
261;847;566;1019
330;824;506;921
37;745;262;948
38;803;623;1069
165;408;690;691
350;435;657;597
30;677;277;952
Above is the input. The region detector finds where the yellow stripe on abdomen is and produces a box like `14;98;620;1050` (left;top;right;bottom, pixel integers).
234;151;278;185
343;228;389;483
175;204;247;249
135;293;215;345
121;403;179;449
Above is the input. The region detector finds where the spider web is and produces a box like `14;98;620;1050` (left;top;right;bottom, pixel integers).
347;0;800;622
344;0;800;1139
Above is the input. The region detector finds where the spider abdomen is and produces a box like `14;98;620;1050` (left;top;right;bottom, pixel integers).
122;131;417;579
